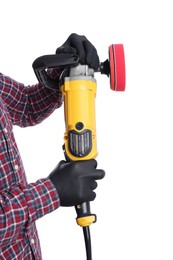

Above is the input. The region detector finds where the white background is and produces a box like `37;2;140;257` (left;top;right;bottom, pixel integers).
1;0;173;259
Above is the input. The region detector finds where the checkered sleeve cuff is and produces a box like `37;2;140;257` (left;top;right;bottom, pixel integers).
24;178;60;223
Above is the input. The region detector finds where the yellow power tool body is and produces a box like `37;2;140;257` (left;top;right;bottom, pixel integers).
62;64;97;161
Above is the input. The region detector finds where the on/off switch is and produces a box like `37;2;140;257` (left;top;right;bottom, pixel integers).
75;122;84;131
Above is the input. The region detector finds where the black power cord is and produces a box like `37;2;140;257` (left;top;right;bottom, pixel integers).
83;226;92;260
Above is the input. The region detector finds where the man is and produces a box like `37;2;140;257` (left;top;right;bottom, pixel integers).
0;33;105;259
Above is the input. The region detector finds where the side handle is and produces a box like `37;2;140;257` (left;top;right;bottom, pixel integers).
32;53;79;89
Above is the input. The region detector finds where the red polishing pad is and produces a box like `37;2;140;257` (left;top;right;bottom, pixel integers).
109;44;126;91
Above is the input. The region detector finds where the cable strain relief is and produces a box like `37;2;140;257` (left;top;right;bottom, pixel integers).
76;214;97;227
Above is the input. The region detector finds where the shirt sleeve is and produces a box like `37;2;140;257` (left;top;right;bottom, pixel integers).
0;178;60;248
0;70;63;127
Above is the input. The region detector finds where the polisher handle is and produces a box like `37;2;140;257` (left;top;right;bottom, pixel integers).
32;53;79;89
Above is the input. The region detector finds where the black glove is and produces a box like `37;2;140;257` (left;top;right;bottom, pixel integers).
56;33;100;70
48;159;105;207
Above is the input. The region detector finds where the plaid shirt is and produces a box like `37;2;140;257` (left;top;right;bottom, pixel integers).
0;72;62;259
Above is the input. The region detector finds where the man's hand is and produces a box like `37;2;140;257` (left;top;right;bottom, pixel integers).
56;33;100;70
48;159;105;207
